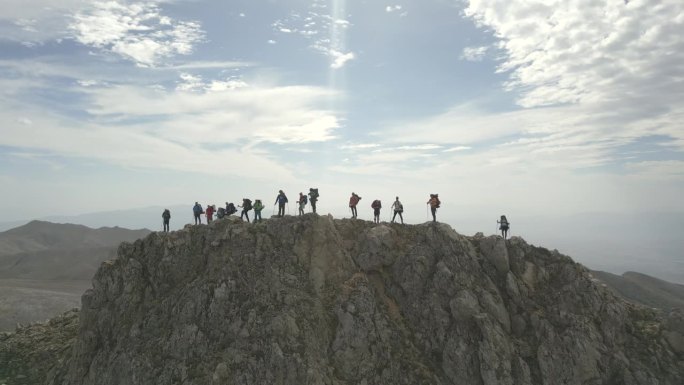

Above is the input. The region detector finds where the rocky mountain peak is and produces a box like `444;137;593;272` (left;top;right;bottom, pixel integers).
3;214;683;384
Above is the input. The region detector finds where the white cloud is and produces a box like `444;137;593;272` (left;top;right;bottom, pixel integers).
274;3;355;70
464;0;684;109
339;143;381;150
0;0;86;41
386;5;403;13
78;80;340;145
443;146;471;152
0;82;342;179
329;50;355;69
69;1;205;67
461;46;488;61
161;61;250;70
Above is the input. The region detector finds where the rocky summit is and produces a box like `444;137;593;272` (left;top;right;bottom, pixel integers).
2;215;683;385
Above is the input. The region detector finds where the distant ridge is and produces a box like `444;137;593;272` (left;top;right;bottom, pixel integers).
0;220;150;257
0;221;151;331
592;270;684;310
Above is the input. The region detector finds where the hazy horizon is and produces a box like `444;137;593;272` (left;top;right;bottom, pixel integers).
2;205;683;284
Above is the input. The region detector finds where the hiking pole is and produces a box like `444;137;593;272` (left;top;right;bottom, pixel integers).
287;203;290;215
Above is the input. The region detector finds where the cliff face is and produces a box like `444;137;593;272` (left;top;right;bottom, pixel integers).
9;215;683;384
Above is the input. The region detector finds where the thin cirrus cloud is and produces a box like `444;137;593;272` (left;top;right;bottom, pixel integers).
69;1;205;67
273;1;356;69
358;0;684;180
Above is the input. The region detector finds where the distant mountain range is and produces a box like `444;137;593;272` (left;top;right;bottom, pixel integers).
0;221;150;331
591;270;684;310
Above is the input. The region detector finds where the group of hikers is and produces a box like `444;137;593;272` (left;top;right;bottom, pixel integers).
161;190;512;239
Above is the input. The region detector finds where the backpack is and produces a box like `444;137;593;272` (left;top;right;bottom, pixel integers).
193;204;202;214
226;203;237;215
372;200;381;209
278;194;288;204
309;188;319;199
302;195;308;205
243;199;252;211
162;209;170;219
435;198;441;209
254;200;264;211
500;216;509;229
217;207;226;219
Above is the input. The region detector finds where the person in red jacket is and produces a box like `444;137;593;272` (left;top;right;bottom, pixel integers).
349;192;361;218
205;205;215;223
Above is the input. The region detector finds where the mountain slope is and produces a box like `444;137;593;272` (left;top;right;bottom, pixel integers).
591;270;684;310
0;221;151;332
0;220;150;256
2;215;683;385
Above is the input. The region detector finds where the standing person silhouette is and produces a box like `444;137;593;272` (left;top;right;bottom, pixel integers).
349;192;361;218
371;199;382;224
298;192;307;216
206;205;215;223
391;197;404;224
239;198;252;223
193;202;203;225
498;215;510;239
426;194;440;222
162;209;171;232
253;200;264;222
308;188;319;214
274;190;288;217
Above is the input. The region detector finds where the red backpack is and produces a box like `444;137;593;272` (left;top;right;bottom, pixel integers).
371;200;381;209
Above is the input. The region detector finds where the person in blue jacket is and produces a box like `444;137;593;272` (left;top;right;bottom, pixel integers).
274;190;288;217
192;202;203;225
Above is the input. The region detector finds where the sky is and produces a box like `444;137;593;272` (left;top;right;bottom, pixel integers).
0;0;683;278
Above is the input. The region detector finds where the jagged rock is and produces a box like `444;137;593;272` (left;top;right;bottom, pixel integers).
1;217;683;385
479;235;510;275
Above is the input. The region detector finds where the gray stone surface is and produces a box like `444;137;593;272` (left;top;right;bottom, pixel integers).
1;215;683;384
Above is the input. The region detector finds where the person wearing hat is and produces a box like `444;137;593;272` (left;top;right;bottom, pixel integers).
274;190;288;217
391;196;404;224
349;192;361;218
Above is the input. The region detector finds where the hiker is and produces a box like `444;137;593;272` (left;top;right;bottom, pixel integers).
239;198;252;223
498;215;510;239
298;192;307;216
193;202;203;225
427;194;440;222
162;209;171;232
206;205;215;223
274;190;288;217
308;188;319;214
349;192;361;218
253;199;264;222
371;199;382;224
226;202;237;216
391;197;404;224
